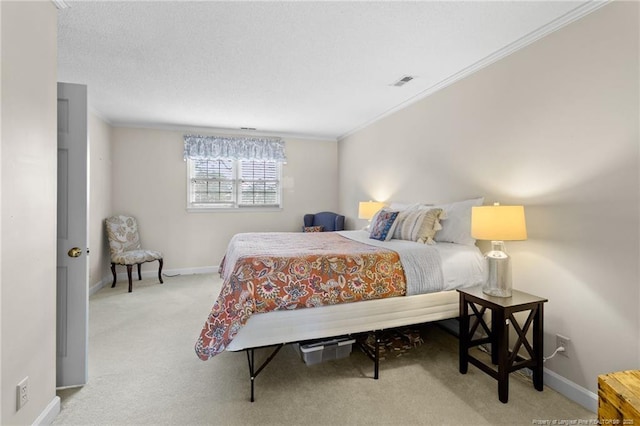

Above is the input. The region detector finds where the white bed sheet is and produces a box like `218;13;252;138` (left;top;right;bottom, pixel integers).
226;235;486;351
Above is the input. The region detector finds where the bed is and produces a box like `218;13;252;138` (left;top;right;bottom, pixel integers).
223;231;486;351
195;218;486;400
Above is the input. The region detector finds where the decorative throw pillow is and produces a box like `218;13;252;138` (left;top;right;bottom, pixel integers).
392;208;416;239
369;210;399;241
368;208;384;231
416;208;446;244
303;226;324;233
394;208;427;241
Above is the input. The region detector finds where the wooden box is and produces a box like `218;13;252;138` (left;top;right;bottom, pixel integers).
598;370;640;424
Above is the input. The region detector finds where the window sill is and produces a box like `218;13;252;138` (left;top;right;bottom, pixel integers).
186;206;283;213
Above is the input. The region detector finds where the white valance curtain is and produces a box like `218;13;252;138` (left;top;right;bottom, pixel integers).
183;135;287;163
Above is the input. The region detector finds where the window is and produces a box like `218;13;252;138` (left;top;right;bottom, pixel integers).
187;158;282;210
183;134;286;210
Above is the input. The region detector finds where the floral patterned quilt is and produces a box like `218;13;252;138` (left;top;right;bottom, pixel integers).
195;232;406;360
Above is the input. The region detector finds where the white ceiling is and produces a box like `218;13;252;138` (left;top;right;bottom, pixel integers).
57;1;601;141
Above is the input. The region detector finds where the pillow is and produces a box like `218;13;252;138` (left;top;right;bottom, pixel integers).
369;210;399;241
433;197;484;245
416;208;445;244
303;225;324;233
388;202;432;211
388;202;419;211
367;206;386;231
392;208;414;239
369;203;430;231
393;208;428;241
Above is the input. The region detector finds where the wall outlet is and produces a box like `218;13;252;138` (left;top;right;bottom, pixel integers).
556;334;571;358
16;377;29;411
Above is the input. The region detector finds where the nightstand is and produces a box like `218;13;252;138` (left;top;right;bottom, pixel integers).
458;285;548;403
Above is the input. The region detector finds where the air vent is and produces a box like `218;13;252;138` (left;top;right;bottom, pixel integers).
52;0;71;9
392;75;415;87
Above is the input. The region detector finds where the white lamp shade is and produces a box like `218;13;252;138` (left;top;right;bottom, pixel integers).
471;205;527;241
358;201;385;220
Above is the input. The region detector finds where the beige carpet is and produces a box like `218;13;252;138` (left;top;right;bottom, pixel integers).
54;273;595;425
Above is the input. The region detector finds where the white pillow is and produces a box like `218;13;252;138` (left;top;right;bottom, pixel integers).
433;197;484;245
388;202;431;211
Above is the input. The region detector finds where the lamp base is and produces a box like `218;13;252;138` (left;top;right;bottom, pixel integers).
482;241;512;298
482;285;512;298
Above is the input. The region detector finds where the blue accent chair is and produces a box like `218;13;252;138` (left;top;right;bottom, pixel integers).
303;212;345;232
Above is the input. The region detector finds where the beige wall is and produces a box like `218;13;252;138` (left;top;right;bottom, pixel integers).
1;1;58;424
110;127;338;273
88;112;113;289
339;1;639;396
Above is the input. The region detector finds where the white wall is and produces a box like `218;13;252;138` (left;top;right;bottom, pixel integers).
339;1;639;397
88;112;113;289
1;1;59;424
110;127;338;273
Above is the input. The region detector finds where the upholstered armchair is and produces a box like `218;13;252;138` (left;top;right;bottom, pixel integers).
105;215;163;293
303;211;345;232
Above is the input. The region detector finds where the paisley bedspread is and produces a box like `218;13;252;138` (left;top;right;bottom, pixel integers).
195;232;406;360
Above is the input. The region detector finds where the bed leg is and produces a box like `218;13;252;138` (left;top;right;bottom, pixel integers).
246;349;256;402
374;330;380;380
244;344;284;402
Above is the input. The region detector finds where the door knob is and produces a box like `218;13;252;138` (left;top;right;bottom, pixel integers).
68;247;82;258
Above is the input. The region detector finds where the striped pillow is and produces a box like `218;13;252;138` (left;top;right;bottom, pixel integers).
416;208;446;244
393;209;427;241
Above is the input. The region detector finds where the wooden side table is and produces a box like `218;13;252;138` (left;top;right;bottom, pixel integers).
458;285;548;403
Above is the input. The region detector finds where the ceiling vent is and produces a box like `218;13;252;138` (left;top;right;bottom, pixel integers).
392;75;415;87
51;0;71;9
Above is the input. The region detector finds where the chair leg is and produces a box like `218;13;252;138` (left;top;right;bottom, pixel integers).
111;263;117;288
158;258;164;283
126;265;133;293
137;263;142;281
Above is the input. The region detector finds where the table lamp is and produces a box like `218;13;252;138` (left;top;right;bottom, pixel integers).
358;201;385;228
471;203;527;297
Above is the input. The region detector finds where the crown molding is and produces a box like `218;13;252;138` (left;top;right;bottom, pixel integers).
109;120;338;142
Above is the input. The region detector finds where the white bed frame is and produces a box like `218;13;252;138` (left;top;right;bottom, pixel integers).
227;289;459;351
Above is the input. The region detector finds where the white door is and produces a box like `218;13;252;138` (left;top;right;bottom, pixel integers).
56;82;89;388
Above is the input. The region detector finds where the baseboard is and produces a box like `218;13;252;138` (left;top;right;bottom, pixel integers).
33;396;60;426
544;368;598;413
89;277;110;296
114;265;218;281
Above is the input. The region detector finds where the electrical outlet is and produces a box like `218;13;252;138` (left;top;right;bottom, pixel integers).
16;377;28;410
556;334;571;358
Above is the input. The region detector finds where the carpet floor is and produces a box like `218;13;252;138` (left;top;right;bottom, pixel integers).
54;273;595;425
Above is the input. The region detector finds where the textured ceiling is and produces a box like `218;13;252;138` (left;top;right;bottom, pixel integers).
57;1;600;140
